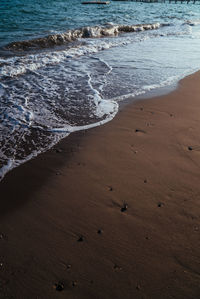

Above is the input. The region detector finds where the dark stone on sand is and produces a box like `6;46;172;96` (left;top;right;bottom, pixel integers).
121;203;128;212
97;229;102;234
136;284;141;290
55;282;64;291
67;264;71;270
157;202;164;208
109;186;113;191
72;281;77;287
188;146;193;151
144;179;147;183
113;264;122;271
0;233;6;240
77;236;84;242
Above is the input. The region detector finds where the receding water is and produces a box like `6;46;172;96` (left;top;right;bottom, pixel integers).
1;0;200;180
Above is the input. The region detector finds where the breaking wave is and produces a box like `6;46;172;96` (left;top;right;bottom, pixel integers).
4;23;161;51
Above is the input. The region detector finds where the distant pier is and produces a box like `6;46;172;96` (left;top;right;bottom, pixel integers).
112;0;200;3
82;1;110;4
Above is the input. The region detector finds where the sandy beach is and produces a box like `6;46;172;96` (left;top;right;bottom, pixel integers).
0;71;200;299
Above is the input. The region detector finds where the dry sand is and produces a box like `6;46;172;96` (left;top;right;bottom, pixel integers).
0;72;200;299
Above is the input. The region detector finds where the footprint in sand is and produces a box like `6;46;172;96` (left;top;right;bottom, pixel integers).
135;129;146;136
146;122;154;127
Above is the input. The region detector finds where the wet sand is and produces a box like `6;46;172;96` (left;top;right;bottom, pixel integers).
0;72;200;299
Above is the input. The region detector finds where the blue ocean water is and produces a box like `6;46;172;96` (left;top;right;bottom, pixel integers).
0;0;200;179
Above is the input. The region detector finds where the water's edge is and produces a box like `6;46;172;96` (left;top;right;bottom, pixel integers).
1;68;198;183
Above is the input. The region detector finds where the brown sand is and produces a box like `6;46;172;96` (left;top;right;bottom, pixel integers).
0;72;200;299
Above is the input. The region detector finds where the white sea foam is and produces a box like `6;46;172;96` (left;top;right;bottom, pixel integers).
184;19;200;26
1;19;200;182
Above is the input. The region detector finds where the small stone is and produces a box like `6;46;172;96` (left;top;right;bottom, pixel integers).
121;203;128;212
109;186;113;191
188;146;193;151
157;202;164;208
67;264;71;270
144;179;147;183
113;264;122;271
97;229;102;235
77;236;84;242
72;281;77;287
136;284;141;290
55;282;64;291
140;107;143;111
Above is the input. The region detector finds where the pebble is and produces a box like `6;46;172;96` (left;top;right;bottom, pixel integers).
72;281;77;287
136;284;141;290
67;264;71;270
77;236;84;242
113;264;122;271
188;146;193;151
55;282;64;291
121;203;128;212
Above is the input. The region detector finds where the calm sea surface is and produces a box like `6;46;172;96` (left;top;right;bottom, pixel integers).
0;0;200;179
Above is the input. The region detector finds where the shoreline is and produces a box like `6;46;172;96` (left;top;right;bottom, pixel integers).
1;71;200;298
0;68;186;184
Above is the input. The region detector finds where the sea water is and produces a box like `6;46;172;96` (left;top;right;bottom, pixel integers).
0;0;200;180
